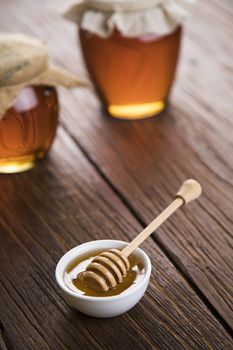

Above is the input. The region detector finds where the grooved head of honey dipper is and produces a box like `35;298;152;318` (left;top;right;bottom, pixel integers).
77;249;131;293
107;249;130;271
78;270;110;292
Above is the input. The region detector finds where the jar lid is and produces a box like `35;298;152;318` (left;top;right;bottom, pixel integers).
0;33;87;118
64;0;196;38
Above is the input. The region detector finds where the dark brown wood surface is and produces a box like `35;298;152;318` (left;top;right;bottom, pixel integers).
0;0;233;349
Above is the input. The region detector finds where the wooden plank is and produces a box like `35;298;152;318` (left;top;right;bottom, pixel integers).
61;0;233;330
0;337;8;350
2;0;230;330
0;0;232;347
0;127;232;349
0;326;10;350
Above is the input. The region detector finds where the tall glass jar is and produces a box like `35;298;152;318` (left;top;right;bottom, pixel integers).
65;0;195;120
79;27;181;119
0;85;58;173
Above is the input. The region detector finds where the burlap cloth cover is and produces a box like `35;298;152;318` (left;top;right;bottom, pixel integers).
0;33;87;119
64;0;196;38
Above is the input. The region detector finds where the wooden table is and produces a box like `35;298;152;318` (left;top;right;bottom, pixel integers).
0;1;233;349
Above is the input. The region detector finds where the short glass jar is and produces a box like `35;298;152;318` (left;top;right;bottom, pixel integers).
0;85;58;173
79;27;181;119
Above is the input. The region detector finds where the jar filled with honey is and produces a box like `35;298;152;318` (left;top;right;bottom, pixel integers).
65;0;196;119
0;34;86;173
0;85;58;173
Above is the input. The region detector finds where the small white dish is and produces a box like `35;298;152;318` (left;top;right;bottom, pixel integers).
55;239;152;318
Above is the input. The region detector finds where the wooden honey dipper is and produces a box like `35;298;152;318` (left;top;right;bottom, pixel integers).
78;179;202;292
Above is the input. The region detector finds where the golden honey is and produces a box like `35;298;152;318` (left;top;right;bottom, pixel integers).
65;249;145;297
0;85;58;173
79;27;181;119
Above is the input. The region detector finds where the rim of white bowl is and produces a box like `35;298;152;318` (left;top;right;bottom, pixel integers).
55;239;152;301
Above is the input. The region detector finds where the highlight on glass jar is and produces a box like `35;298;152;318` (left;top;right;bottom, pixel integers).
65;0;196;120
0;33;87;174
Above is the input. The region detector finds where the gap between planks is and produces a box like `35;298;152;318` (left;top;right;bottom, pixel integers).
60;123;233;338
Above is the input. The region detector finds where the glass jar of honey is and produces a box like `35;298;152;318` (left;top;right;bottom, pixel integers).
65;0;195;120
0;85;58;173
0;33;86;173
79;28;181;119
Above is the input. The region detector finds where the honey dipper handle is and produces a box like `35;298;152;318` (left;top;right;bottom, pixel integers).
122;180;202;257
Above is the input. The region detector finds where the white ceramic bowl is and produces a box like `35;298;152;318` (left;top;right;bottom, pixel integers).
55;240;152;318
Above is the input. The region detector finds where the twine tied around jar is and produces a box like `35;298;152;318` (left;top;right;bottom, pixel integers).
0;33;87;119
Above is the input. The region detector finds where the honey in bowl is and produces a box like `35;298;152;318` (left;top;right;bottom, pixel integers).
64;249;145;297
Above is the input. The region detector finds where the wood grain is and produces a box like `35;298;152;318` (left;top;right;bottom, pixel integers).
61;0;233;330
0;127;232;349
5;0;230;330
0;0;233;348
0;323;10;350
